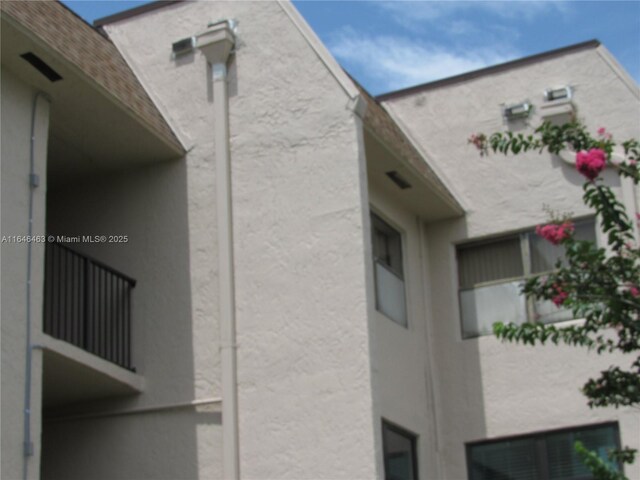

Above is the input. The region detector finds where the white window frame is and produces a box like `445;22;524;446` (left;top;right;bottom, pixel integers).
457;217;596;339
371;210;409;328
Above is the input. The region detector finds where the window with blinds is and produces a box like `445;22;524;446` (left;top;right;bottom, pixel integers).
372;213;407;327
467;423;621;480
457;218;596;338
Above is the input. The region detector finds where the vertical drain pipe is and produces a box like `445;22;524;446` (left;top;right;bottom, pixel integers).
23;92;48;480
196;23;239;480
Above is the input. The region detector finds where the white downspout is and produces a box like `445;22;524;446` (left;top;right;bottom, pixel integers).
196;23;239;480
23;91;49;480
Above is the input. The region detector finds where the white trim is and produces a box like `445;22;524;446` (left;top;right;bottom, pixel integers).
277;1;360;102
44;397;222;422
596;45;640;100
198;24;241;480
377;102;470;213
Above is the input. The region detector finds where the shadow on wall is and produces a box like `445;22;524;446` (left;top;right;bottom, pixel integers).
40;159;213;479
42;410;220;480
425;218;487;479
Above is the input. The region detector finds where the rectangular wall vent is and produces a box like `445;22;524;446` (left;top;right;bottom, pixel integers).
172;37;195;56
386;171;412;190
20;52;62;82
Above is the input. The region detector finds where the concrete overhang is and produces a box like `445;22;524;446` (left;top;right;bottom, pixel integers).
364;130;460;222
1;2;185;187
39;333;144;414
356;84;464;222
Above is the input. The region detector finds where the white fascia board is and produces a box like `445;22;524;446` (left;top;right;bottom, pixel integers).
277;1;360;102
596;45;640;100
380;101;470;213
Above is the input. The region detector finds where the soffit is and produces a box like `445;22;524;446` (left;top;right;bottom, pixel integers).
1;0;184;156
356;82;464;220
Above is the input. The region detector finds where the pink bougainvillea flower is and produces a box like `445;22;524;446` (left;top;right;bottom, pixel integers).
597;127;612;140
535;221;575;245
630;286;639;298
552;284;568;307
467;133;487;153
576;148;606;180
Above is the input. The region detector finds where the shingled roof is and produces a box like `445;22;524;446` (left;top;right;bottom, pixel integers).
1;0;184;155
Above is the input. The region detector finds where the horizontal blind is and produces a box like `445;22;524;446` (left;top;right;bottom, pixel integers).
469;438;539;480
547;424;619;479
458;236;523;289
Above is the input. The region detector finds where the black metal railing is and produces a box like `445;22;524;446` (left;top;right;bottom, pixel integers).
43;242;136;370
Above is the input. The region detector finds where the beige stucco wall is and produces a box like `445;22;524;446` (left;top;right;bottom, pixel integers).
43;409;222;480
42;158;221;479
367;176;440;479
383;47;640;479
1;68;49;480
43;1;379;479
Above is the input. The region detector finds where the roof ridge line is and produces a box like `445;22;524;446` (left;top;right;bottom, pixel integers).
377;39;600;101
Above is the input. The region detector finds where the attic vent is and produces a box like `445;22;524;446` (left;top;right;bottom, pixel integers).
386;171;412;190
20;52;62;82
544;86;572;102
503;102;531;121
172;37;195;56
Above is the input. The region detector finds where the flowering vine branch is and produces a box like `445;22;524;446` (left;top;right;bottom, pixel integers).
470;120;640;478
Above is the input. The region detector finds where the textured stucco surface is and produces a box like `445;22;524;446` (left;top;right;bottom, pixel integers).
42;409;222;480
43;1;379;479
43;159;221;479
383;47;640;479
368;176;440;479
1;68;49;480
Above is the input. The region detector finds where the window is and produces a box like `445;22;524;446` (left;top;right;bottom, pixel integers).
372;213;407;327
457;218;596;338
467;423;621;480
383;421;418;480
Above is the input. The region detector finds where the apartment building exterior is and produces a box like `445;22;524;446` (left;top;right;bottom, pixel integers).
1;1;638;480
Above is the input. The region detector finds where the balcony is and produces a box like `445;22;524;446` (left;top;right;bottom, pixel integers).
43;242;136;371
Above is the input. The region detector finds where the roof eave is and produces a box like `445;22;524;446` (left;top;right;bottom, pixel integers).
377;39;601;102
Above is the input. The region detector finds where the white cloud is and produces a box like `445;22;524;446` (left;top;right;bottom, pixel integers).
447;19;477;36
328;28;521;92
376;0;571;27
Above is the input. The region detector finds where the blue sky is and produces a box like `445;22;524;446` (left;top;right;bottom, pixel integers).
63;1;640;96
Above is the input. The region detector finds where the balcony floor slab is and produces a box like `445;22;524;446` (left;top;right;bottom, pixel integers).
39;332;144;412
